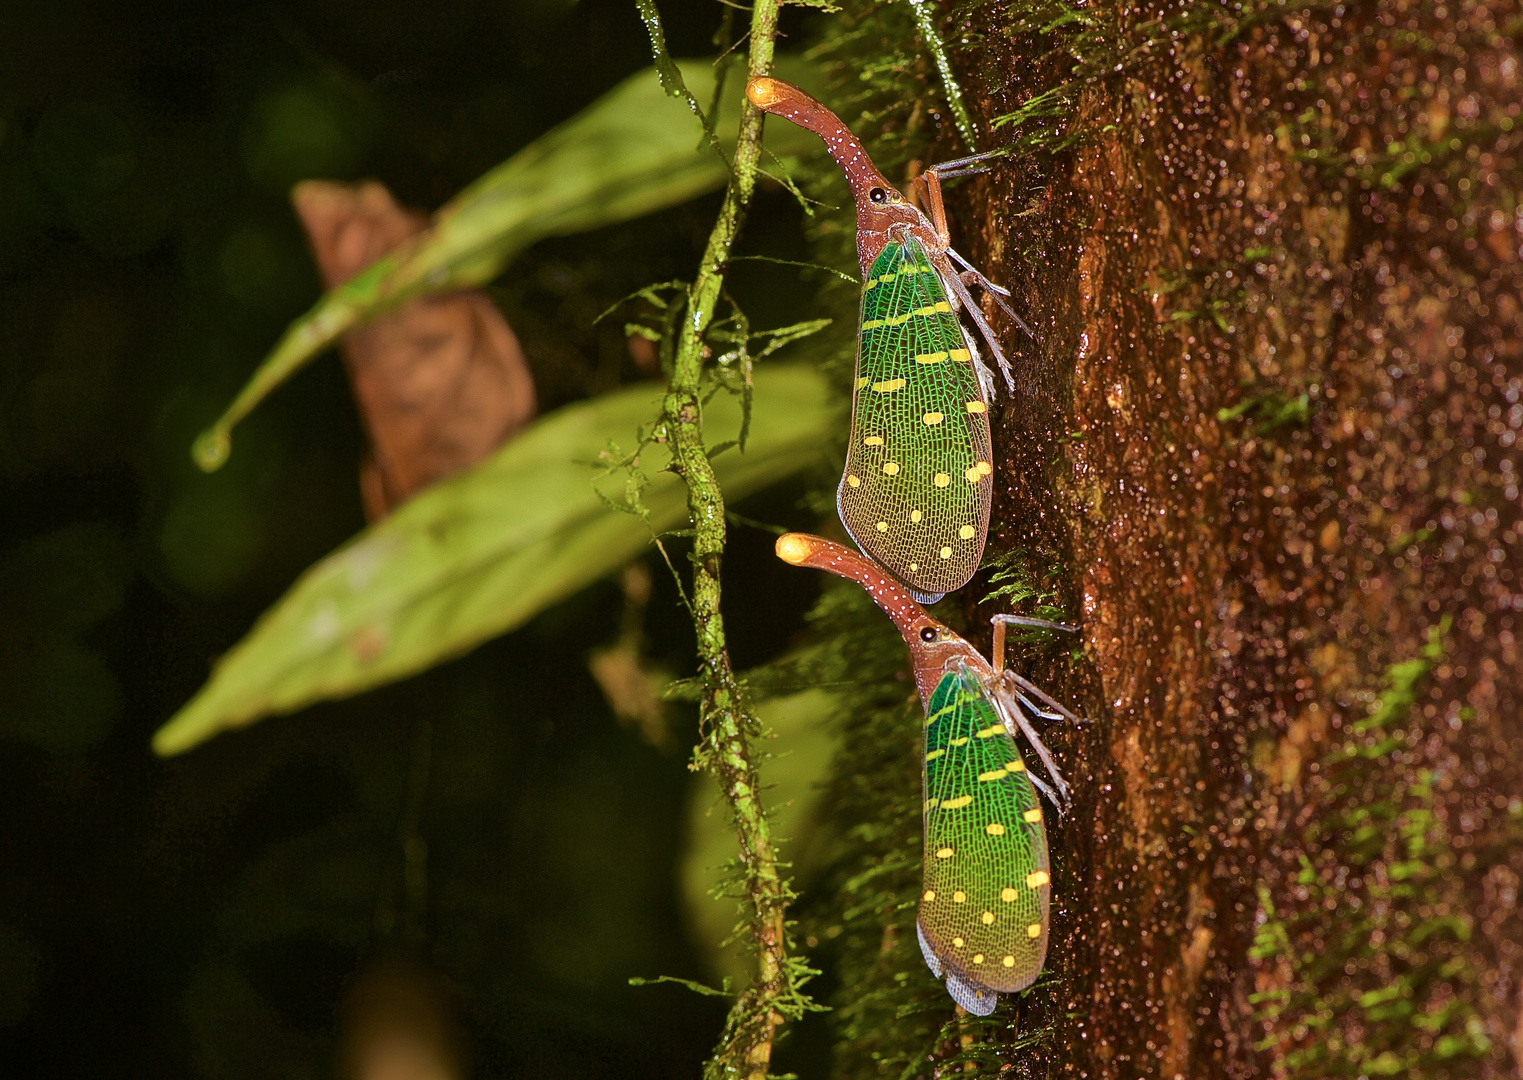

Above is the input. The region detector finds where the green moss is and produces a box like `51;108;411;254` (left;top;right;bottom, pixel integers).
1215;391;1311;435
1250;618;1493;1078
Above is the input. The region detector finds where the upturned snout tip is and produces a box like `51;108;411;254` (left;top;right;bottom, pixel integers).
746;76;785;109
775;532;816;565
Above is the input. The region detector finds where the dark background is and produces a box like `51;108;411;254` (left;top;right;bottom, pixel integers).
0;1;830;1075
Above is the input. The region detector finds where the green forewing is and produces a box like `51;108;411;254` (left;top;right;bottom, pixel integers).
919;664;1050;994
839;237;992;598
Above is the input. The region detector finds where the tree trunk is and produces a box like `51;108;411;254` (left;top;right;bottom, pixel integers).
937;0;1523;1076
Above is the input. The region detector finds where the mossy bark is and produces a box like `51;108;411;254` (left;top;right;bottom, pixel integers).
814;0;1522;1075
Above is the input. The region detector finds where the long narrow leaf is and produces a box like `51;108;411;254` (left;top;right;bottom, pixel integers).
154;363;835;756
193;56;820;471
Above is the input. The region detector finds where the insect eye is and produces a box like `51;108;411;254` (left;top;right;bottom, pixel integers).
869;187;888;203
919;626;937;642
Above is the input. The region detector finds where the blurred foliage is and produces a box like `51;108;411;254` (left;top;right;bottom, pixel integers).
155;362;835;755
191;54;823;471
0;0;838;1076
0;522;131;751
1250;620;1495;1078
681;682;841;989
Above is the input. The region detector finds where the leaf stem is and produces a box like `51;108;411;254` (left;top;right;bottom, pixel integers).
653;0;806;1074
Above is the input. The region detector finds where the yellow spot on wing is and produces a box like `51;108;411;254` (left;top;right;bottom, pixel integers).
940;795;973;810
1024;808;1043;823
1000;887;1018;902
935;847;954;859
914;351;949;365
1027;870;1050;888
986;822;1006;836
864;301;955;330
949;348;971;362
927;702;956;723
854;376;869;390
934;472;951;487
952;936;965;948
939;546;953;559
846;474;861;488
978;461;993;476
959;525;976;539
923;889;936;901
1027;922;1042;939
883;461;900;475
975;724;1004;738
910;509;922;522
863;435;884;446
952;890;966;903
972;953;985;964
875;521;888;532
950;736;969;746
966;400;986;414
922;412;944;425
909;562;919;571
981;911;995;925
872;378;907;393
925;749;944;761
1007;759;1026;771
978;768;1007;782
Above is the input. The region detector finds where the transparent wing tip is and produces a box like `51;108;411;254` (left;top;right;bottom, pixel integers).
946;970;999;1015
918;922;999;1015
916;921;944;978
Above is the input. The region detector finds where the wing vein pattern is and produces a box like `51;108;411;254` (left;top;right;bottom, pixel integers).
838;236;993;597
918;663;1050;1008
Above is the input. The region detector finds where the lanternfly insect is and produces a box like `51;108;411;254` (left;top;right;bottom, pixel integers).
775;532;1078;1014
747;77;1030;603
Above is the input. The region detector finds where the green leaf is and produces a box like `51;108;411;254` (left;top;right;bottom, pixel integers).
155;362;833;756
192;56;821;472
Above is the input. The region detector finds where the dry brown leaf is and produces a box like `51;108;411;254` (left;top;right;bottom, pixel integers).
292;180;535;519
336;957;465;1080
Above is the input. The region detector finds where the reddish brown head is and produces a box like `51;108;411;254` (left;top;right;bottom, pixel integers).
775;533;988;707
746;77;928;274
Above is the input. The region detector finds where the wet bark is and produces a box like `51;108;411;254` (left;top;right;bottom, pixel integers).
941;1;1523;1075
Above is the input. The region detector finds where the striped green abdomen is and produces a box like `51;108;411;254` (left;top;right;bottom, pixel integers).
839;238;992;599
919;665;1050;994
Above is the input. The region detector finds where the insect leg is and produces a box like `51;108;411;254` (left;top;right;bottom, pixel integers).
945;269;1016;394
922;169;951;245
963;271;1012;298
993;677;1071;807
1005;669;1083;726
1025;769;1062;811
961;324;998;402
991;612;1079;673
924;148;1008;178
949;247;1039;342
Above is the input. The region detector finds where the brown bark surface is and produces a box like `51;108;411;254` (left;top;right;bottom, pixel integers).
944;1;1523;1075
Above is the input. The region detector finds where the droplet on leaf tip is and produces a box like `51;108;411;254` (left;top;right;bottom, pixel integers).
192;428;231;472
